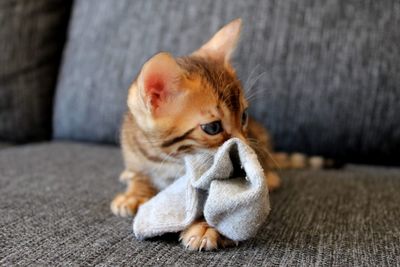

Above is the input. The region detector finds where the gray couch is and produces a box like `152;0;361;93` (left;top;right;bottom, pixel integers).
1;1;399;265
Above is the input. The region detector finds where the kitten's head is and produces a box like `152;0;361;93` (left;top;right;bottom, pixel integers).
128;19;248;157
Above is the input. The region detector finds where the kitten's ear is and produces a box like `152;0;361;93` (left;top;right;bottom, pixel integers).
138;52;183;116
192;18;242;63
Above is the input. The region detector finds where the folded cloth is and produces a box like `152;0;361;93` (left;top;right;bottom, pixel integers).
133;138;270;241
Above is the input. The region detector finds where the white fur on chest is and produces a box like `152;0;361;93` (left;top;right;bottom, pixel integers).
144;160;185;190
123;147;185;190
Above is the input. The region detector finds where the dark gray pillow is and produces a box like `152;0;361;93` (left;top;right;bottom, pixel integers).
53;0;400;164
0;0;72;143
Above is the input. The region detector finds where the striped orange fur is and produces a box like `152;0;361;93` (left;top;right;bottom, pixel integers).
111;19;298;250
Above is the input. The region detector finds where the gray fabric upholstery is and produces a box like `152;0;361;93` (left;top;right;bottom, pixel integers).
53;0;400;164
1;142;399;265
0;0;72;142
0;142;12;150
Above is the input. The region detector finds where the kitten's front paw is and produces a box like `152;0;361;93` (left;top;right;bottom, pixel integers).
180;220;237;251
110;193;149;217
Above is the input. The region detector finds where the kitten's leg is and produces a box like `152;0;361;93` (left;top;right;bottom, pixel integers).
110;172;156;217
119;170;135;182
246;118;282;191
180;219;236;251
265;171;281;192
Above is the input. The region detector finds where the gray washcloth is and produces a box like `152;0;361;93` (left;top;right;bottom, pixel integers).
133;138;270;241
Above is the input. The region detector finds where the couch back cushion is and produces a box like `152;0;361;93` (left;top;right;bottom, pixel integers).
0;0;71;143
53;0;400;164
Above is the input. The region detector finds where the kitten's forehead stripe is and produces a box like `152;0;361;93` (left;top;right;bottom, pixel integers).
177;56;243;114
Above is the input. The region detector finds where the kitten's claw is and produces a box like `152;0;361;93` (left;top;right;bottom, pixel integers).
186;236;196;249
199;238;207;251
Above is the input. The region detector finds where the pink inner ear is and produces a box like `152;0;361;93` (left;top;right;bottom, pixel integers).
145;75;166;110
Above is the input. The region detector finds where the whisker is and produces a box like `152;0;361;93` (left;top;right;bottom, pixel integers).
247;138;281;169
244;64;261;93
246;89;271;104
245;71;266;95
153;150;179;174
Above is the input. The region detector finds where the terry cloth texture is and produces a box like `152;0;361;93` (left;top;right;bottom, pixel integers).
53;0;400;164
0;0;72;142
1;142;399;265
134;138;270;241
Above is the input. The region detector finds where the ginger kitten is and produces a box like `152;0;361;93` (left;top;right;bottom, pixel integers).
111;19;281;251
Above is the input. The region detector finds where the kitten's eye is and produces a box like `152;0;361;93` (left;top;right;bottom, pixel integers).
242;109;248;126
201;121;223;135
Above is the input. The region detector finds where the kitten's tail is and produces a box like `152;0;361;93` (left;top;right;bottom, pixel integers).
270;152;344;170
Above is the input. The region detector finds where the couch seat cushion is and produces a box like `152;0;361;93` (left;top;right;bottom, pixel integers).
0;142;399;265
